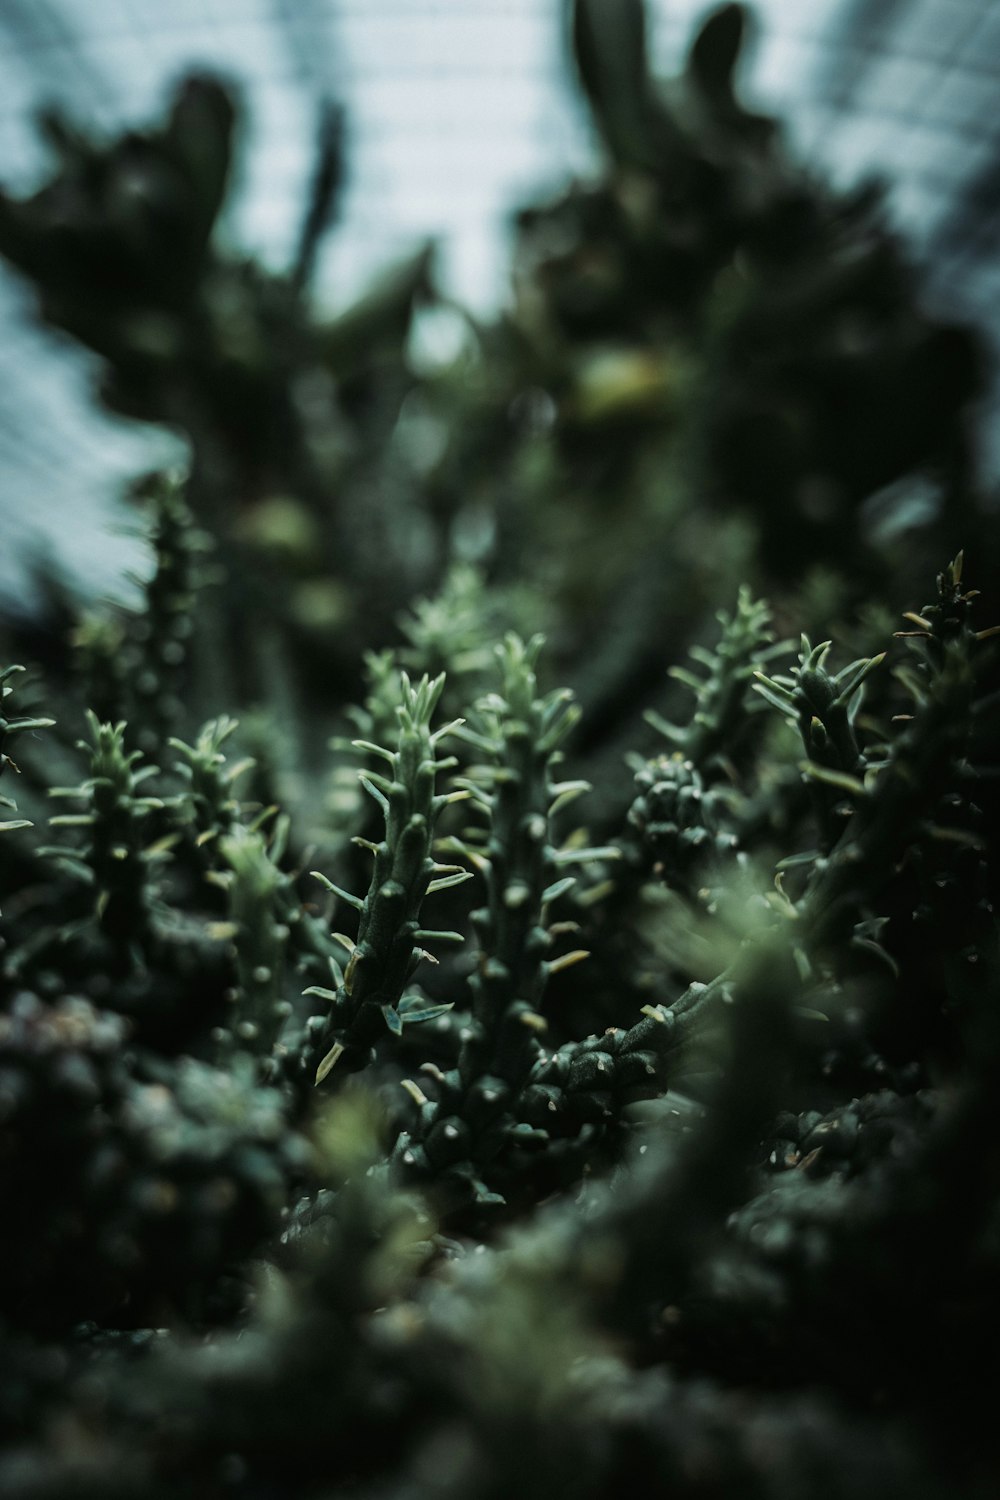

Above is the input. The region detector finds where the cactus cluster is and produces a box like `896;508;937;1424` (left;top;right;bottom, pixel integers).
0;2;999;1498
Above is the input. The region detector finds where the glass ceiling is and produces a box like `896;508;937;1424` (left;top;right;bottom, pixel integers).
1;0;998;604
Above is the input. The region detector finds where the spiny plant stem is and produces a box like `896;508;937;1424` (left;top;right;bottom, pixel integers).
304;672;467;1081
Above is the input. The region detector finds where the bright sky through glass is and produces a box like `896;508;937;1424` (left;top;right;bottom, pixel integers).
0;0;997;603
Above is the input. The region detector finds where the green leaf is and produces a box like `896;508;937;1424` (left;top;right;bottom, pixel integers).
833;653;885;708
753;676;798;715
381;1004;404;1037
542;875;576;906
799;761;866;797
426;869;474;894
398;1000;455;1026
312;871;364;911
4;716;55;735
414;928;465;944
644;709;685;744
303;986;339;1003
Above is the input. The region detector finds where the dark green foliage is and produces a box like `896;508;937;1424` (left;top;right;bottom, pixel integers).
169;714;250;850
628;755;738;891
66;477;213;824
0;3;999;1498
755;635;884;851
0;665;53;837
303;672;466;1081
217;828;293;1056
0;993;311;1335
0;78;233;392
646;586;787;771
392;635;612;1210
46;714;169;958
623;591;781;888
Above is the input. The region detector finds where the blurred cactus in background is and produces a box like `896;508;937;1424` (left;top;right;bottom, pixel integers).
0;3;998;1498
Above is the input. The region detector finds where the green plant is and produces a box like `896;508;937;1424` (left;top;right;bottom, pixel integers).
0;666;53;837
302;672;468;1081
0;3;999;1498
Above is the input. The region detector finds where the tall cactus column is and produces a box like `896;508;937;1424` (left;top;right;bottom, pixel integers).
304;673;469;1081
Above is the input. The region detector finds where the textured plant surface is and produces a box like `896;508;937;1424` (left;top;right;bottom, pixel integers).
0;3;999;1498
